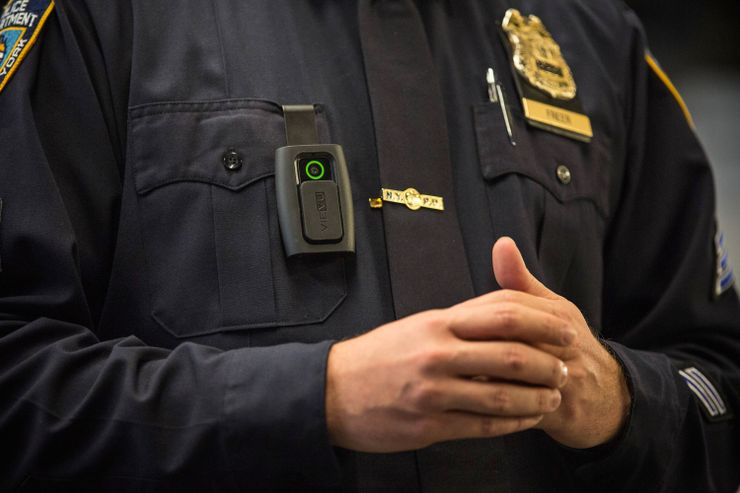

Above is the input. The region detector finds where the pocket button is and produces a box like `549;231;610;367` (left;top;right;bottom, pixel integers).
222;149;243;171
556;164;572;185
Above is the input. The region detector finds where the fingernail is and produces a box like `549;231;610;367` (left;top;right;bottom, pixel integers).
562;330;576;345
550;390;562;409
559;362;569;387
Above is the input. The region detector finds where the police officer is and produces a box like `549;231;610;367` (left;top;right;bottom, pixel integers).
0;0;738;492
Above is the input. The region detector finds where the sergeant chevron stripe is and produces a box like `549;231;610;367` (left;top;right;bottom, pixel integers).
678;367;727;418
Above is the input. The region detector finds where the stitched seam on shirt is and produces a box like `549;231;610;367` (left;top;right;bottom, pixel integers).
262;180;278;326
128;99;326;116
17;395;220;429
208;0;231;98
131;107;278;119
136;173;274;195
129;99;285;116
210;184;225;330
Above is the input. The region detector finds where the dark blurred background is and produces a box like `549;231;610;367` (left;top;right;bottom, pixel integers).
625;0;740;265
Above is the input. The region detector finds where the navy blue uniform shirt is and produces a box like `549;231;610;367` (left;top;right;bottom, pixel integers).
1;0;739;491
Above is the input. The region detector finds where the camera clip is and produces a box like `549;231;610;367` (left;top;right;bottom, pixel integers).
275;105;355;257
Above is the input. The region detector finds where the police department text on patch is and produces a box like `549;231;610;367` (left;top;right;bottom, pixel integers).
0;0;54;93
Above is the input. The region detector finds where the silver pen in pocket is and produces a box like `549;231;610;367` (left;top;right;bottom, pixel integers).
486;66;516;146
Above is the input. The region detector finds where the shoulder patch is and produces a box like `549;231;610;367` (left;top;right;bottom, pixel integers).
0;0;54;94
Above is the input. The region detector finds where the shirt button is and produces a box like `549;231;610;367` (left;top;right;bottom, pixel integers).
556;164;571;185
222;149;243;171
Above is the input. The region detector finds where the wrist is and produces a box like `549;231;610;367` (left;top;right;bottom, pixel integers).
597;339;632;444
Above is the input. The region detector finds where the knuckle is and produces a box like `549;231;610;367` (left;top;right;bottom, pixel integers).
420;309;446;332
495;305;520;331
410;382;444;411
487;388;511;413
479;416;496;436
502;346;527;372
417;347;450;373
444;309;463;332
417;384;443;409
568;365;587;384
447;343;467;368
539;389;561;412
554;319;570;337
498;290;519;303
537;389;549;410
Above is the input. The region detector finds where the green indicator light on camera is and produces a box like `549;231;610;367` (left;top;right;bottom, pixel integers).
305;160;326;180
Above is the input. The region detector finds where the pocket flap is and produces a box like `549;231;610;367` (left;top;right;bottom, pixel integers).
474;104;610;217
130;99;291;194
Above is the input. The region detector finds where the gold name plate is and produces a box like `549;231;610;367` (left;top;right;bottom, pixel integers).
369;187;445;211
522;98;593;141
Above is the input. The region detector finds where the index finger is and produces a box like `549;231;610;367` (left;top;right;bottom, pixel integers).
448;302;576;347
456;289;561;318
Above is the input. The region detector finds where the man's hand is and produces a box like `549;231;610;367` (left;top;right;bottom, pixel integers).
325;237;629;453
489;237;632;448
325;291;574;452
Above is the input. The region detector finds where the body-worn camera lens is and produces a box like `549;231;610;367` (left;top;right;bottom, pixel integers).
297;155;333;183
305;160;326;180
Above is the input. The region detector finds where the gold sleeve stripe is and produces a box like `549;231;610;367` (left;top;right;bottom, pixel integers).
645;53;695;129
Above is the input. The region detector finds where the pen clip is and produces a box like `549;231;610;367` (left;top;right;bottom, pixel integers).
486;68;498;103
486;66;516;146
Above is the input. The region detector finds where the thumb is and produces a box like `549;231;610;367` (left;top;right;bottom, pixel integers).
492;237;557;299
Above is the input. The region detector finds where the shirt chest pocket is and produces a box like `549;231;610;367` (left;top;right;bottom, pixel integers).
129;100;346;338
473;103;611;307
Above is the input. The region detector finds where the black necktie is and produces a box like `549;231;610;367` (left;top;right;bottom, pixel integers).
358;0;475;319
352;1;509;492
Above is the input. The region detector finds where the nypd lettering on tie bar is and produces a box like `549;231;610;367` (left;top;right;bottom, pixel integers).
369;188;445;211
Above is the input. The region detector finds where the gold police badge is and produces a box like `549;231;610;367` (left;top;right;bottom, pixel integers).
502;9;577;100
499;8;592;141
